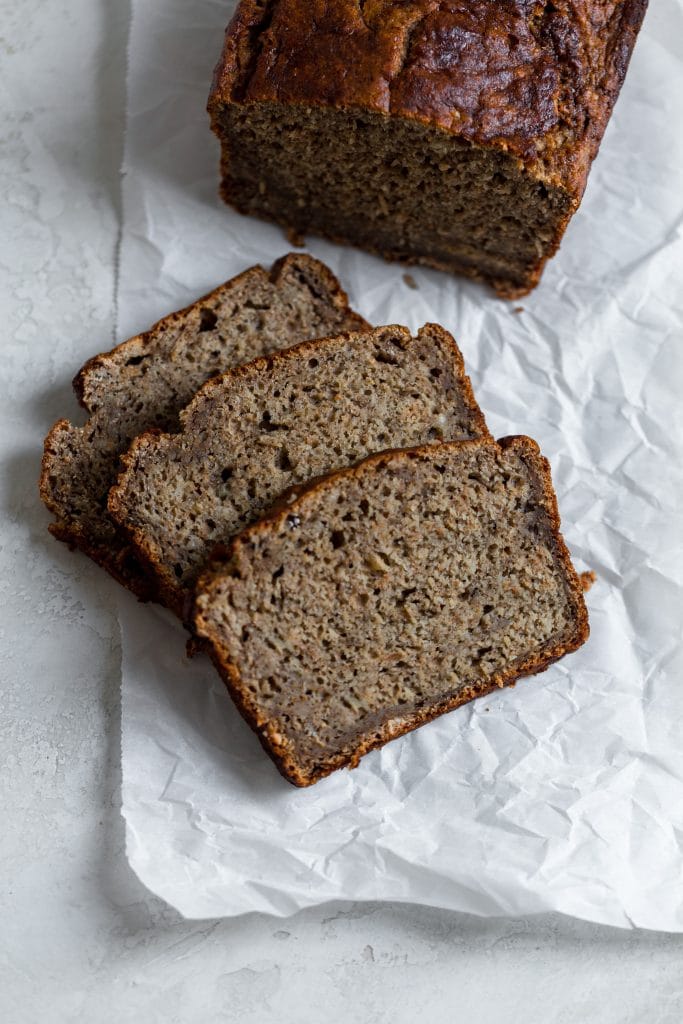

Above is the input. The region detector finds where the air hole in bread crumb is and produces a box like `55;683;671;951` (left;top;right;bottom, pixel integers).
173;563;183;578
331;530;346;549
221;467;233;482
198;307;218;332
272;565;284;580
260;410;287;432
359;498;370;515
125;353;149;367
277;448;293;472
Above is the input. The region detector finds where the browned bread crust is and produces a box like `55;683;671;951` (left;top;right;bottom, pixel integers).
209;1;648;296
192;436;589;787
40;253;367;597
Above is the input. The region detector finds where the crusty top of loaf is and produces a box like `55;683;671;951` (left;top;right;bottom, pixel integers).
210;0;648;196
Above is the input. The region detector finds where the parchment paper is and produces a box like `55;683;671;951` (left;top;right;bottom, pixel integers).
118;0;683;927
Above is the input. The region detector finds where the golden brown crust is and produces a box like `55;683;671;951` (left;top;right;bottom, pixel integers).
210;0;648;197
108;323;490;618
192;436;589;787
39;254;367;601
581;569;597;592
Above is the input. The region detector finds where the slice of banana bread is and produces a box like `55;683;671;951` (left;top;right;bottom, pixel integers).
108;324;489;616
209;0;647;296
192;437;589;787
40;254;367;596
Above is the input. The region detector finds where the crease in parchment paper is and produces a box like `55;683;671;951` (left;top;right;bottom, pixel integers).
118;0;683;927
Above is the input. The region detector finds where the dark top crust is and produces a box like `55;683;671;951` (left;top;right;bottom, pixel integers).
210;0;648;197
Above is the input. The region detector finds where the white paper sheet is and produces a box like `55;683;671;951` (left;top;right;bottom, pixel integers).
119;0;683;927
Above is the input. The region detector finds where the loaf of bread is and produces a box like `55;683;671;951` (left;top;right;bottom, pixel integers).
108;324;489;616
209;1;647;297
40;254;366;596
192;437;589;786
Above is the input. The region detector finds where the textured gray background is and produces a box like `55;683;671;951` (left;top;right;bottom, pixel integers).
2;1;682;1021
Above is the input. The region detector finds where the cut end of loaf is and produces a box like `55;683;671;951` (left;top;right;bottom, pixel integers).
192;437;589;787
212;105;574;298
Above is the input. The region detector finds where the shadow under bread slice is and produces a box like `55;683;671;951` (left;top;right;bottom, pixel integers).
40;253;367;597
192;437;589;787
108;323;490;616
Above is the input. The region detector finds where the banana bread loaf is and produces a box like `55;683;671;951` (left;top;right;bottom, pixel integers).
192;436;589;786
209;0;648;297
40;254;366;596
108;324;489;616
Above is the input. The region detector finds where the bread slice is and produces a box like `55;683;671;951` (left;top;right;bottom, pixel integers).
192;437;589;787
40;254;367;596
108;324;489;616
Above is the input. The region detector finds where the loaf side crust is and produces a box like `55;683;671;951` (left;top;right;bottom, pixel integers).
192;436;589;787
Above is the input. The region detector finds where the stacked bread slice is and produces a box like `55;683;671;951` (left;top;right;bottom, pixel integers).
193;439;588;786
41;256;588;786
40;254;367;597
107;323;489;616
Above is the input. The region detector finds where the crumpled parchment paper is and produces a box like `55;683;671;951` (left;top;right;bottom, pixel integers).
118;0;683;927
